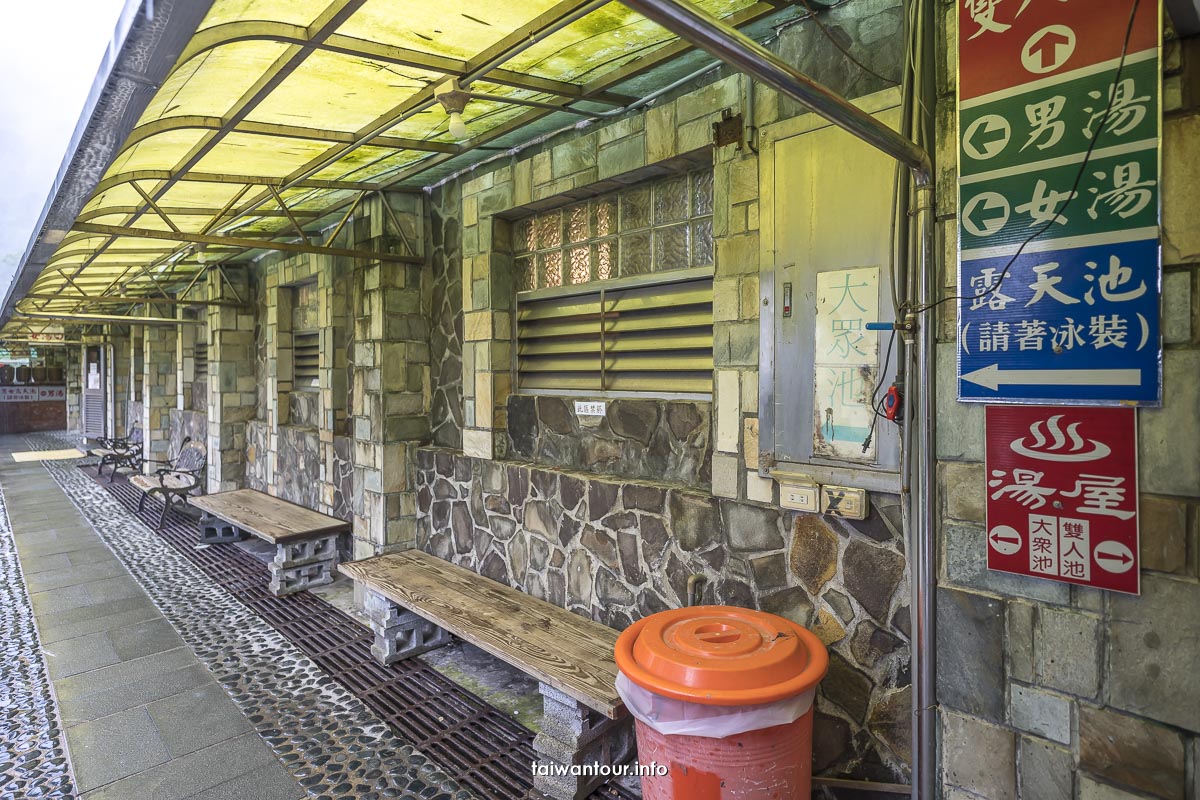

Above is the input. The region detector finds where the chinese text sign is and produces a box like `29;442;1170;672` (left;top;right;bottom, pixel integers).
986;405;1139;594
813;267;880;461
957;0;1162;404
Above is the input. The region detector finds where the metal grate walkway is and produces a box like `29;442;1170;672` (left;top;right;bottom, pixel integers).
81;466;637;800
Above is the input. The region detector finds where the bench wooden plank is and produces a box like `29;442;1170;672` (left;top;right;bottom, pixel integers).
190;489;349;544
340;550;623;718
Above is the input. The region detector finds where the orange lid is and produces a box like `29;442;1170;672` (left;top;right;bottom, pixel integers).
614;606;829;706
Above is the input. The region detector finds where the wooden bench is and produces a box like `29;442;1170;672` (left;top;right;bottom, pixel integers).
130;438;207;528
190;489;348;597
340;550;632;800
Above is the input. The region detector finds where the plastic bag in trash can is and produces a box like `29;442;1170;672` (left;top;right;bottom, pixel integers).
615;671;816;739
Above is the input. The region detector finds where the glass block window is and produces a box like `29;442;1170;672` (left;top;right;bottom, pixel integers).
513;167;714;291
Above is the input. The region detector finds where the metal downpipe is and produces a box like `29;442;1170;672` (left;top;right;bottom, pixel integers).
617;1;938;797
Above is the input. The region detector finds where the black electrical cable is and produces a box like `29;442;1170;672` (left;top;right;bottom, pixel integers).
862;327;898;453
906;0;1143;319
796;0;900;87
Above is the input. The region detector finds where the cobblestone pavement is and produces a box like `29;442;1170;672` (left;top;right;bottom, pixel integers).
0;461;76;799
21;433;472;800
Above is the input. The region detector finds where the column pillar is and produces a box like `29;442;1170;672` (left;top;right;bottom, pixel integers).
206;267;257;492
142;325;177;464
349;193;428;558
109;331;130;437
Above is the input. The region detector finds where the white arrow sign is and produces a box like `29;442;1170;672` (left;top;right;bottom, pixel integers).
961;364;1141;391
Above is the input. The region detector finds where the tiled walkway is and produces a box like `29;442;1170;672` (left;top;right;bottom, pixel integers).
1;440;305;799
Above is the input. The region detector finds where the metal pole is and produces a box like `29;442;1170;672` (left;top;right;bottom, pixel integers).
617;2;938;797
619;0;932;186
13;311;201;326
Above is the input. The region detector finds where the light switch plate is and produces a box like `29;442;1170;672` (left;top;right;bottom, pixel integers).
821;485;869;519
780;483;820;512
574;400;606;417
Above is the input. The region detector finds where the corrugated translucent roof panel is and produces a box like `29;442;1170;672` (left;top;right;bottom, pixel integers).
7;0;793;328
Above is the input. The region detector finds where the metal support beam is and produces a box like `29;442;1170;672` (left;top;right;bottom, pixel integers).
13;311;202;326
72;222;422;264
20;294;250;309
621;0;932;183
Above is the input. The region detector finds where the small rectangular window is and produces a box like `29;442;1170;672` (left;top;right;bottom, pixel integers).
293;331;319;390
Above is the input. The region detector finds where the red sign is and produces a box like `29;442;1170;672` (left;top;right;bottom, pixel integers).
959;0;1159;101
986;405;1139;594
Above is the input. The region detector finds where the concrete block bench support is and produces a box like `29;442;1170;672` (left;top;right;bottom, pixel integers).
340;550;634;800
270;535;340;596
534;683;635;800
191;489;349;597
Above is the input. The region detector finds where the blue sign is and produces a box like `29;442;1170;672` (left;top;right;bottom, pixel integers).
956;0;1162;405
958;237;1159;403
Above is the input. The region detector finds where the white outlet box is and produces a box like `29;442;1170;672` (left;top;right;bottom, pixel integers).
574;400;606;417
779;483;820;512
821;485;869;519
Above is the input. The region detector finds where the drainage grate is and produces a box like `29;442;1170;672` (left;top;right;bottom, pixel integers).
81;466;638;800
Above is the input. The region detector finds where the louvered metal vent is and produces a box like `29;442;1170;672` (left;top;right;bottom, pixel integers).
517;273;713;396
294;331;320;389
193;341;209;382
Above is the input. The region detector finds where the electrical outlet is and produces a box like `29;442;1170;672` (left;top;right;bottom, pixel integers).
821;485;869;519
779;483;820;512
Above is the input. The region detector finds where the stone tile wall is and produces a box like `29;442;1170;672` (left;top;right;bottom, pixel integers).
506;396;712;490
934;6;1200;798
428;181;463;450
168;409;207;460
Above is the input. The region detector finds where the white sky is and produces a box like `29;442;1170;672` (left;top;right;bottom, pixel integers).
0;0;130;295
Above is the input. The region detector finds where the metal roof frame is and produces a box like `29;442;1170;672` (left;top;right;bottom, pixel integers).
2;0;801;335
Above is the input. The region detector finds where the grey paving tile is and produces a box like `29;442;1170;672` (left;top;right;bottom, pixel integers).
187;761;306;800
54;647;198;702
58;663;214;728
38;601;164;646
65;544;121;566
30;575;143;615
65;706;172;793
18;551;73;575
145;682;254;758
18;536;109;559
77;732;284;800
44;630;121;679
25;559;128;593
109;617;185;661
33;594;157;632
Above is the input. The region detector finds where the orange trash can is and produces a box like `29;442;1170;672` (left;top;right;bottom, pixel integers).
614;606;828;800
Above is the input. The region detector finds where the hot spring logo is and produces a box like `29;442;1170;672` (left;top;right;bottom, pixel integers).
1009;414;1111;462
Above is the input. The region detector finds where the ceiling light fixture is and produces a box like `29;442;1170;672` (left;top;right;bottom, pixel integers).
434;79;471;142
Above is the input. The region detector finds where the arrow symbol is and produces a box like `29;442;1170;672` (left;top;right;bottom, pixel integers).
1022;25;1077;74
1096;550;1132;565
990;531;1020;546
961;364;1141;391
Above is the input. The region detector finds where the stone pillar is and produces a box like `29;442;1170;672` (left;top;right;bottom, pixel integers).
349;193;428;558
109;331;130;438
142;325;177;464
318;252;351;517
205;267;257;492
65;344;82;432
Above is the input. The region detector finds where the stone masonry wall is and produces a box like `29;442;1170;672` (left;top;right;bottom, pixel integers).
506;396;712;490
416;446;913;782
934;8;1200;799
